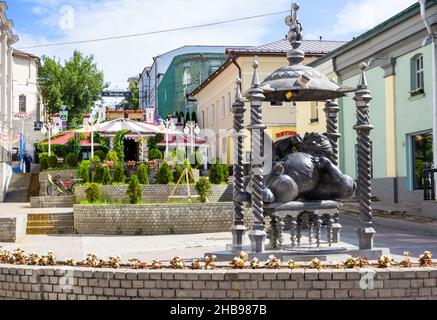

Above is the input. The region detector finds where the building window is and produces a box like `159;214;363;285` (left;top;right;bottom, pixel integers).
19;95;27;113
310;102;319;123
183;67;191;86
411;54;424;96
221;96;226;118
270;101;283;107
208;66;219;76
410;131;433;190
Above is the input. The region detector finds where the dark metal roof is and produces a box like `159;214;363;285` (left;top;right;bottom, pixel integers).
229;39;347;56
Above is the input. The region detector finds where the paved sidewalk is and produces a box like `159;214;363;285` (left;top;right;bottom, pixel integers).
0;203;72;218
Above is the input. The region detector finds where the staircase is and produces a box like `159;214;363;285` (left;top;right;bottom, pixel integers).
26;212;74;235
5;173;32;203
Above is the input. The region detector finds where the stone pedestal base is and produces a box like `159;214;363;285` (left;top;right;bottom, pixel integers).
248;229;267;253
230;224;246;252
358;227;375;250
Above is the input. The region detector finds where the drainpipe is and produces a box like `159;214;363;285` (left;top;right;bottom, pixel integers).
419;0;437;198
229;51;242;86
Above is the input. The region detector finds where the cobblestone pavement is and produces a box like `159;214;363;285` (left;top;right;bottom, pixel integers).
1;207;437;263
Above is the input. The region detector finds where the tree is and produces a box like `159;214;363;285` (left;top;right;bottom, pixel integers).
114;130;129;163
38;51;107;127
137;164;149;185
126;175;143;204
116;76;140;110
156;162;173;185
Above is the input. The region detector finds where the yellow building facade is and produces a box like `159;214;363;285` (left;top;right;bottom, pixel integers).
191;40;345;163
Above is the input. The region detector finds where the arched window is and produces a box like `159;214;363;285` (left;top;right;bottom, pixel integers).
411;54;424;96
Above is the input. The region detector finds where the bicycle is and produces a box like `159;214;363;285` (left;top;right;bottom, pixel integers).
47;174;82;196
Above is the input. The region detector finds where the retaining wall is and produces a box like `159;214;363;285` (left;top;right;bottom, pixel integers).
74;203;252;235
73;184;233;204
0;216;27;243
30;196;74;208
0;265;436;300
39;170;77;196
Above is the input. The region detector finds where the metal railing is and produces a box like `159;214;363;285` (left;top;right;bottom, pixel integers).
0;146;12;164
423;162;437;200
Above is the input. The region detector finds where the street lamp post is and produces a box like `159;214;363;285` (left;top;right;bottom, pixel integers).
40;122;60;156
183;122;200;159
159;119;176;159
84;117;100;160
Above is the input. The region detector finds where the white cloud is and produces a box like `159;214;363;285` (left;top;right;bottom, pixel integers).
330;0;417;36
16;0;290;89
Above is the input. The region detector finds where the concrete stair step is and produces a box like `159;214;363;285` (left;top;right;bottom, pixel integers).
27;220;74;227
27;213;73;221
26;226;74;235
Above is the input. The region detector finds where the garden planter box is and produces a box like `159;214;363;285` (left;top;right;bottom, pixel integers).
74;184;233;204
73;202;252;235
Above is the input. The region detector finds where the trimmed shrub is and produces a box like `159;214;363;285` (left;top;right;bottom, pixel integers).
149;148;163;161
209;161;223;184
105;150;118;163
85;183;100;203
65;153;79;168
221;164;230;183
173;165;184;183
47;155;58;168
39;153;49;171
77;160;91;183
126;175;142;204
94;163;104;183
136;164;149;185
156;162;173;185
94;150;106;162
91;155;101;163
102;166;111;185
112;162;126;183
195;177;212;203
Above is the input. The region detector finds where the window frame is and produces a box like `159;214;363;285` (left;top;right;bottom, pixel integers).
19;95;27;113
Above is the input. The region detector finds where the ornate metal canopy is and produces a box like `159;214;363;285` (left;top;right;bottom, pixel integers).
260;3;354;102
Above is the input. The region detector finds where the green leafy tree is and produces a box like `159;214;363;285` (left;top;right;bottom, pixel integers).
102;167;111;185
38;51;108;126
156;162;173;185
105;150;119;163
126;175;143;204
39;153;49;171
221;164;230;183
77;160;91;183
136;164;149;185
94;163;104;183
148;148;163;161
94;150;106;162
112;162;126;183
65;153;79;168
47;155;58;168
85;183;100;203
195;177;212;203
209;161;223;184
147;134;164;151
114;130;129;163
116;76;140;110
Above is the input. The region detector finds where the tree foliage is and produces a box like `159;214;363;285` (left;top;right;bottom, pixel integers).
126;175;142;204
114;130;129;163
38;51;107;126
116;76;140;110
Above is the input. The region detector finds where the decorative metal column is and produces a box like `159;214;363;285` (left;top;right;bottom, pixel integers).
324;99;341;166
354;62;375;250
231;78;247;251
246;61;267;253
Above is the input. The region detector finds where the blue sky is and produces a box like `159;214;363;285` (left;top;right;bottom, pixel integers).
3;0;417;88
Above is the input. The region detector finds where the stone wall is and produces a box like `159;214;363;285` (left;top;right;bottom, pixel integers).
0;265;437;300
30;196;73;208
39;170;77;196
74;184;233;204
74;203;252;235
0;216;27;243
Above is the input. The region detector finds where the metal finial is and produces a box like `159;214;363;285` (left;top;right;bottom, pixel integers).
285;2;303;44
358;62;368;88
251;60;260;88
235;77;242;101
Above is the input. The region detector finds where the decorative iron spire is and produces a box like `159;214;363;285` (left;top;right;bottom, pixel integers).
285;2;305;65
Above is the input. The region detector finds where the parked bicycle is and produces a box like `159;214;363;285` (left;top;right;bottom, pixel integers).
47;174;82;196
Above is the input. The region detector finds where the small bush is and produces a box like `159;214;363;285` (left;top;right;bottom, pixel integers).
156;162;173;184
102;167;111;185
91;155;101;163
65;153;79;168
77;160;91;183
39;153;49;171
209;161;223;184
136;164;149;185
189;151;204;169
149;148;163;161
126;175;143;204
195;177;212;203
94;163;104;183
221;164;230;183
47;155;58;168
112;162;125;183
85;183;100;203
106;150;119;163
173;165;184;183
94;150;106;162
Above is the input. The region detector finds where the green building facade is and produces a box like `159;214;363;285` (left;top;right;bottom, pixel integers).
311;1;437;206
157;52;228;119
